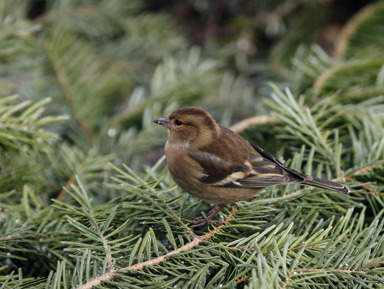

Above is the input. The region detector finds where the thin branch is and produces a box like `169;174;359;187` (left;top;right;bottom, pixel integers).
75;272;116;289
56;160;88;201
354;182;384;199
366;256;384;269
234;258;384;287
139;181;197;238
89;219;113;270
123;237;202;272
43;41;92;137
281;268;375;289
75;205;239;289
235;274;251;284
230;115;278;133
353;163;384;175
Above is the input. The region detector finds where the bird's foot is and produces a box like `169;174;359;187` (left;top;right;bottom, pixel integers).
182;217;223;228
183;204;226;228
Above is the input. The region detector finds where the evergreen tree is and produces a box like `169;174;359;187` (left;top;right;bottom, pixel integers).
0;1;383;288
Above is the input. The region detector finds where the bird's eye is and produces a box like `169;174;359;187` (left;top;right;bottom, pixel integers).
175;119;185;126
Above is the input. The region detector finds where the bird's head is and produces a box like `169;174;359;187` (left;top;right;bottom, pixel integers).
153;106;220;149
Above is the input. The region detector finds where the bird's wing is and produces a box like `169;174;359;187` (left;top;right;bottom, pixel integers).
187;151;252;188
249;143;306;180
235;144;306;187
188;145;304;189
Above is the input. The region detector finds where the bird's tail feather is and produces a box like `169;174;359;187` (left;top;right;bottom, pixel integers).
303;176;350;195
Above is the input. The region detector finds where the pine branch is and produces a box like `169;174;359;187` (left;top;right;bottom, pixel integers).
52;145;114;201
281;267;383;289
0;95;67;152
43;40;92;138
1;1;384;288
75;205;239;289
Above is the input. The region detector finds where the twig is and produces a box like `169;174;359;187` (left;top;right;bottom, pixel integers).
353;163;384;175
43;41;92;137
75;272;116;289
230;115;277;133
56;160;88;201
138;181;197;238
225;246;244;252
281;268;372;289
75;205;239;289
89;219;113;270
234;262;384;287
56;175;77;202
122;237;202;272
357;183;384;199
366;256;384;269
235;274;251;284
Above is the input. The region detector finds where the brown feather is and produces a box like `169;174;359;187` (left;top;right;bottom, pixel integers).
154;106;350;205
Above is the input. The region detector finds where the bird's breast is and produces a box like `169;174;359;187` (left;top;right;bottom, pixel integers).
165;145;203;187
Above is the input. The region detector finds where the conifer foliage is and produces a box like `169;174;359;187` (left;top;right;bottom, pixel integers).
0;0;383;288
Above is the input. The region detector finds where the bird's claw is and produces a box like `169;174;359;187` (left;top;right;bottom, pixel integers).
182;217;223;228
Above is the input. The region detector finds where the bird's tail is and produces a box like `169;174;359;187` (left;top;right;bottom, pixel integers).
303;176;350;195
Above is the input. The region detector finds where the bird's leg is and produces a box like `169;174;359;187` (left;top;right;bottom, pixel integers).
183;204;226;228
207;204;226;218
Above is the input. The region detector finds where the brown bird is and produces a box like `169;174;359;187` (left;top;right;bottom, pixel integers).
154;106;350;227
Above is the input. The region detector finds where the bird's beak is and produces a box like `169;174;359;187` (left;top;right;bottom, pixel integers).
153;117;171;129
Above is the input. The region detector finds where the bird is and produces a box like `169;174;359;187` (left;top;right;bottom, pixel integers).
154;106;350;227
